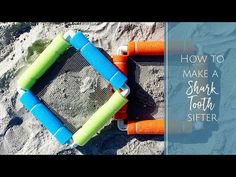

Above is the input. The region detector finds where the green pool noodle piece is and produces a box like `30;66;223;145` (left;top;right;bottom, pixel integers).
72;90;128;146
17;34;70;90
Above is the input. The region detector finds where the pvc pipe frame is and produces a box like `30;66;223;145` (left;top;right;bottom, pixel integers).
17;31;130;146
65;30;130;143
114;41;164;134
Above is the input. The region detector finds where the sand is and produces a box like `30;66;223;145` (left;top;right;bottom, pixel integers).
0;22;164;155
39;65;111;132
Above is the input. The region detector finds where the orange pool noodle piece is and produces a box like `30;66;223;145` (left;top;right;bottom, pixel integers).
127;41;164;56
112;55;128;75
127;119;164;135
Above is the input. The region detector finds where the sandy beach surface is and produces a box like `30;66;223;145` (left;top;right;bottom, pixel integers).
0;22;164;155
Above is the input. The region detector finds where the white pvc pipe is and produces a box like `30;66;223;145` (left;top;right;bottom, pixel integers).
120;84;130;97
117;46;128;55
17;87;26;96
63;30;76;41
117;119;127;131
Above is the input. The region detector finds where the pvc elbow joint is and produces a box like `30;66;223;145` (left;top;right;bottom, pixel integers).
117;119;127;131
117;46;128;55
63;30;76;41
69;141;78;149
120;84;130;97
17;87;26;95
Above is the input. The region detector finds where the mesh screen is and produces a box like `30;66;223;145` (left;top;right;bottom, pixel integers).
31;47;112;133
127;56;164;121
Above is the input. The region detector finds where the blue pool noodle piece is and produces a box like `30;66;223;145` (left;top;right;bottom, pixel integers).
19;90;73;144
69;32;127;90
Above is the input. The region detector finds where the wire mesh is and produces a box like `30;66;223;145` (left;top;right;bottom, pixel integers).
127;55;164;120
31;47;112;133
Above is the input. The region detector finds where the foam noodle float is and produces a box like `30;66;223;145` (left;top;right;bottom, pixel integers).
112;41;165;135
17;30;130;146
